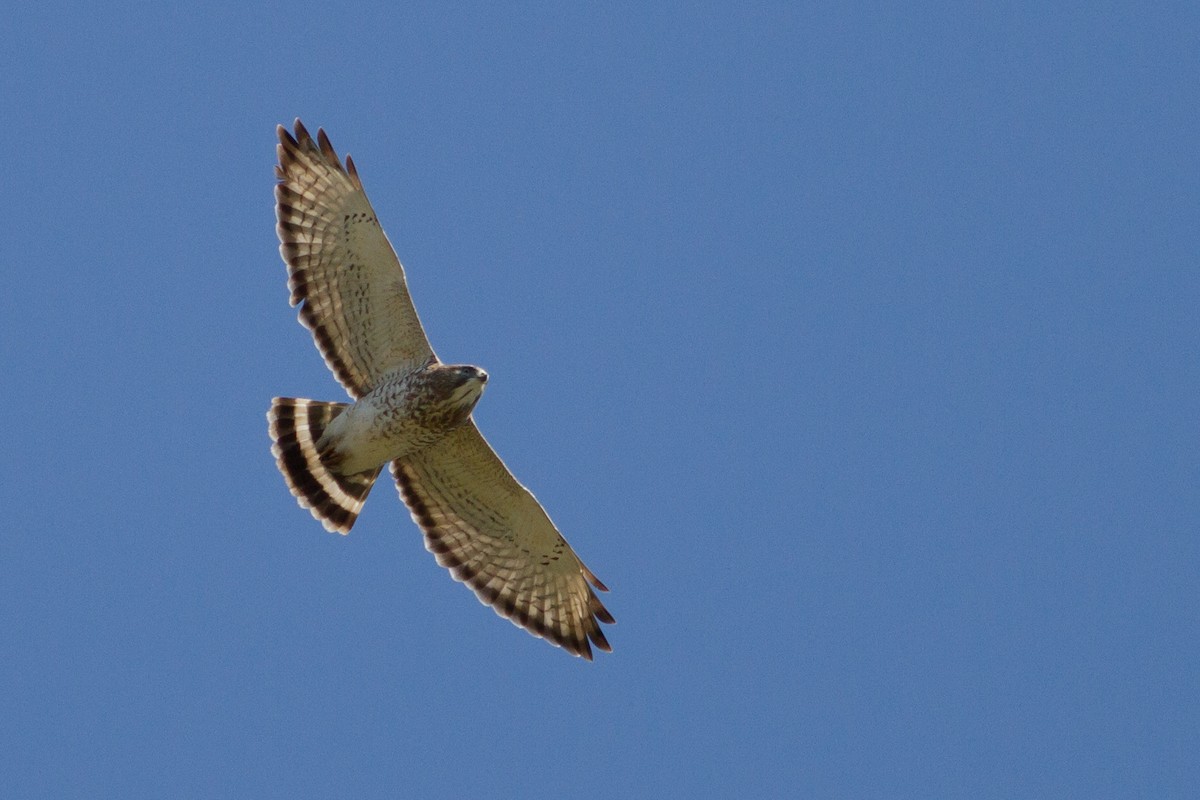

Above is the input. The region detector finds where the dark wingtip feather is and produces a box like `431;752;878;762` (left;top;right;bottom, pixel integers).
582;564;609;592
292;118;312;144
316;127;340;167
277;123;297;148
588;623;612;654
591;593;616;625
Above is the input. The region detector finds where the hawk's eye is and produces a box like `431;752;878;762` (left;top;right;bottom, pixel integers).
457;366;487;383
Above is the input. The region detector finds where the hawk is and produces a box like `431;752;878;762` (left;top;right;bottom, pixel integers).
267;120;613;659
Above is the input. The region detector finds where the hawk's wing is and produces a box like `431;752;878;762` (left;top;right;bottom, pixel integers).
391;424;614;659
275;120;435;398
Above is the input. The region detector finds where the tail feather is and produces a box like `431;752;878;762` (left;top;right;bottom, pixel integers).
268;397;382;534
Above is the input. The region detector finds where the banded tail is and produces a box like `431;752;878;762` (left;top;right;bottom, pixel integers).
267;397;382;534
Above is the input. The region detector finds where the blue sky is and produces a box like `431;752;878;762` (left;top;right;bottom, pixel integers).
2;3;1197;797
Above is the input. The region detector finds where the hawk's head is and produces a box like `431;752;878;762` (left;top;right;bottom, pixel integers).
420;363;488;428
447;364;488;405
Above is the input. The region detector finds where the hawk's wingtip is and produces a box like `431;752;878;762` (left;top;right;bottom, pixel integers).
582;564;610;593
316;127;342;168
277;123;298;149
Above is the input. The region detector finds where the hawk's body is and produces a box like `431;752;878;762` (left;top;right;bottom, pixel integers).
317;363;487;474
267;121;613;659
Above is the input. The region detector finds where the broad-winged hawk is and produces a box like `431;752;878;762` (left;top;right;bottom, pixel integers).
267;121;613;659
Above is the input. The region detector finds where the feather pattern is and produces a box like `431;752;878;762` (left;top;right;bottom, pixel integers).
267;397;383;534
392;424;614;659
275;120;435;398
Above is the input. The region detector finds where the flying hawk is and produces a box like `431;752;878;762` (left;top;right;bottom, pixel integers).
267;120;613;659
